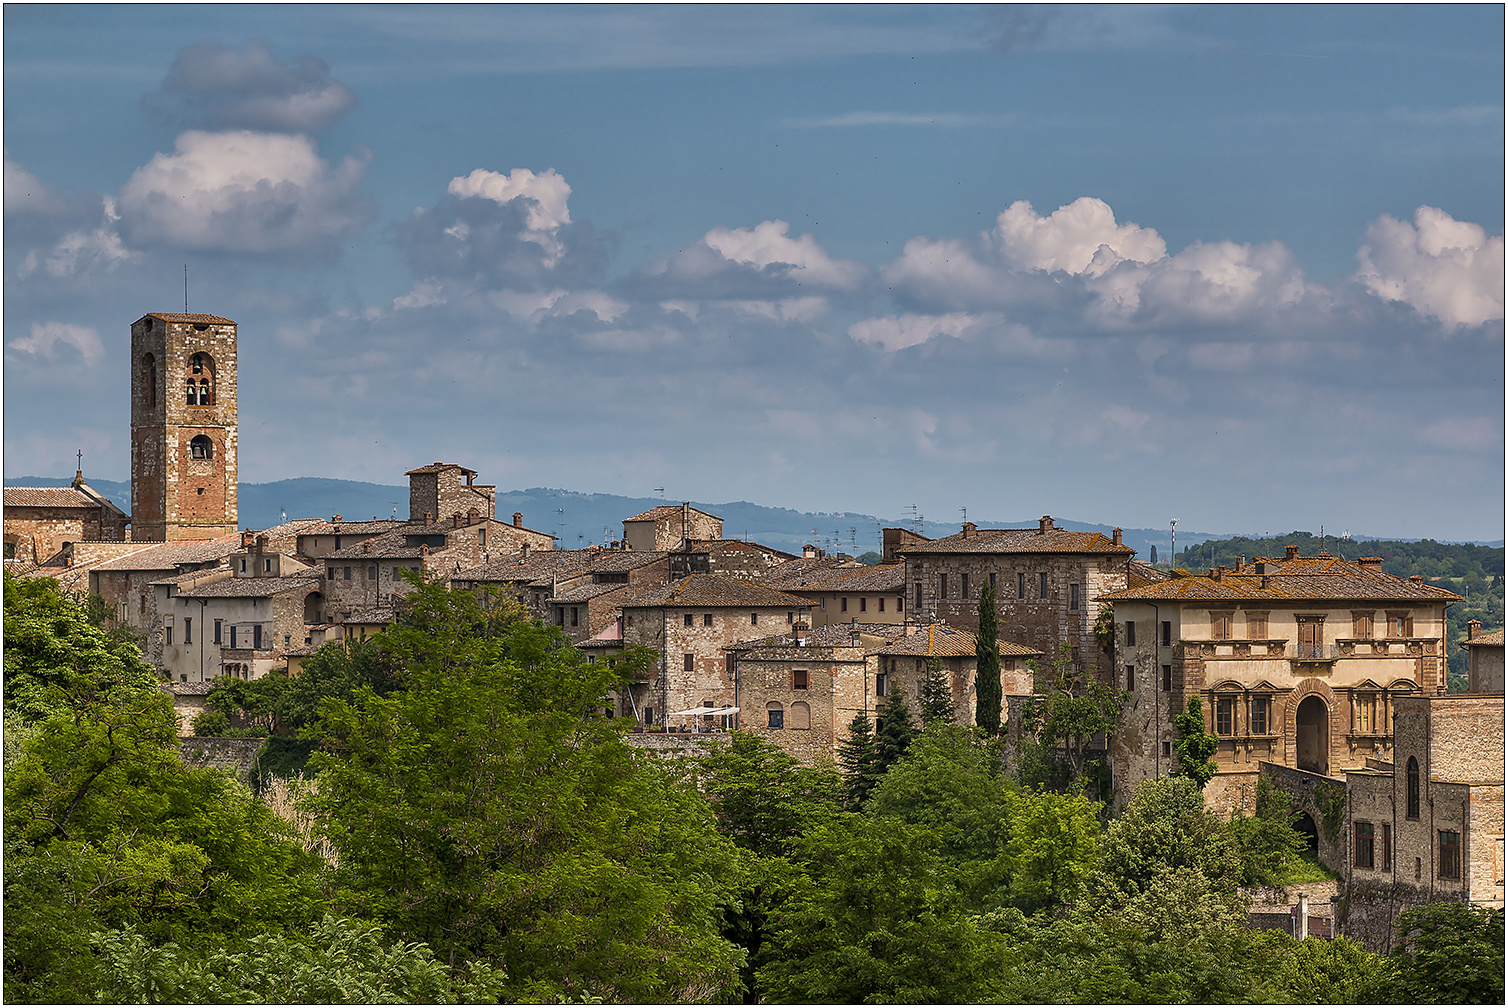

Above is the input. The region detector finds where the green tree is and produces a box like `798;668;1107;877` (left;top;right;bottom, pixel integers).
696;731;842;856
975;579;1002;734
837;709;880;810
1225;775;1310;885
309;580;744;1001
87;916;508;1004
1172;696;1219;787
1075;776;1245;941
918;655;955;725
1018;643;1126;795
1385;901;1505;1004
873;686;918;778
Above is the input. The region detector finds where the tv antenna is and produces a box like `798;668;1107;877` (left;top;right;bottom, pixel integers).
1170;518;1178;567
184;264;189;313
653;487;665;499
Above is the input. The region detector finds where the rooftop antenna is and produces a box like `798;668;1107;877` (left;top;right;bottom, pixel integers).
388;501;398;519
556;507;565;543
1170;518;1178;568
184;264;189;313
653;487;665;500
280;507;286;523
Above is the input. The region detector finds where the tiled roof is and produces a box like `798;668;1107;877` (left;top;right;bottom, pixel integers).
144;312;235;324
754;556;862;589
345;605;397;624
1127;560;1173;588
879;623;1042;658
149;567;230;587
175;573;320;599
624;504;720;522
1097;554;1465;603
91;535;244;571
587;550;669;572
4;487;97;508
795;562;907;593
405;462;476;475
1465;629;1505;648
296;519;404;537
727;622;910;654
897;525;1135;556
683;539;796;559
621;574;810;609
551;583;633;604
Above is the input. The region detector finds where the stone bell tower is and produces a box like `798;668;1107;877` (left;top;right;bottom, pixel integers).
130;313;239;541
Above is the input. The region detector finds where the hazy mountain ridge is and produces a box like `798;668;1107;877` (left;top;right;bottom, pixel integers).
7;476;1501;554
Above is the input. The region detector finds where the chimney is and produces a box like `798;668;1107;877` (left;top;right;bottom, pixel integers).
803;544;816;559
1285;545;1299;560
362;542;371;553
423;512;433;527
255;535;268;553
1255;558;1268;575
793;622;809;642
241;530;256;549
452;513;462;528
331;514;343;523
468;508;479;522
1039;516;1053;534
513;512;523;528
1468;619;1482;640
962;521;977;539
1409;574;1423;585
1235;556;1245;573
1112;528;1123;547
1262;575;1272;590
1359;557;1383;571
420;544;429;557
1210;567;1223;582
850;629;861;647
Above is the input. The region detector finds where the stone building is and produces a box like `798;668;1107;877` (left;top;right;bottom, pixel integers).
1463;622;1505;694
406;462;498;523
777;562;908;628
669;538;797;579
1098;549;1463;814
875;622;1041;726
891;517;1137;675
3;471;130;563
622;503;722;552
619;574;811;728
152;532;320;682
727;623;909;763
1342;693;1505;951
130;313;239;541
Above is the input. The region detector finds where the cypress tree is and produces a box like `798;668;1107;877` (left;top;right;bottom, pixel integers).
874;686;918;775
837;710;880;809
918;654;956;724
975;579;1002;734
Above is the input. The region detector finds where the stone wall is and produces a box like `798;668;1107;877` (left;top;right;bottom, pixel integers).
178;736;263;783
735;644;869;764
1256;761;1349;872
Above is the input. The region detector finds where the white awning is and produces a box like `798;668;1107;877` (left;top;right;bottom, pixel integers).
667;706;740;717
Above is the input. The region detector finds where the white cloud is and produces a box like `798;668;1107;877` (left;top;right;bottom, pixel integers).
703;220;868;291
849;312;976;350
448;168;573;231
488;287;629;324
1357;205;1504;327
993;197;1165;276
9;321;105;366
727;296;829;323
4;154;69;216
156;40;357;132
30;197;136;277
117;131;372;254
1093;240;1309;322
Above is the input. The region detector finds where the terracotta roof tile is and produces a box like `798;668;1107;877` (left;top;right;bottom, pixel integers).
621;573;810;609
91;535;245;571
1465;629;1505;648
624;504;721;522
144;312;235;324
728;622;910;653
795;562;906;593
754;556;862;589
405;462;477;475
898;526;1134;556
454;549;599;582
175;573;320;598
297;519;404;537
551;583;634;604
345;605;397;624
4;487;98;508
1097;554;1464;603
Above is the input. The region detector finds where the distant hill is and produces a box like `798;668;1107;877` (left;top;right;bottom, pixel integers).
7;475;1497;556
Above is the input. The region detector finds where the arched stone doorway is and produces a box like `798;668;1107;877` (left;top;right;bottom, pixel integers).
304;591;325;625
1295;811;1320;851
1296;694;1328;773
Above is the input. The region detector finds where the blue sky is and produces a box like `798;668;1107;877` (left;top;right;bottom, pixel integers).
5;4;1503;542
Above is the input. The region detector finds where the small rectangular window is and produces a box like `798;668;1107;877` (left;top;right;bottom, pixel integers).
768;708;784;729
240;558;248;573
1439;831;1461;880
841;597;848;613
916;583;924;611
684;613;694;627
1211;612;1232;640
860;597;867;612
751;612;758;625
1162;741;1172;758
683;653;694;672
1246;612;1267;639
961;574;969;601
329;566;338;580
989;572;997;591
1161;621;1172;646
878;597;885;613
165;625;174;646
876;673;888;697
626;614;634;628
939;574;948;599
367;565;376;580
229;625;237;648
214;619;222;644
1018;573;1026;599
265;558;273;573
820;597;827;610
1162;664;1172;691
555;608;564;626
253;624;262;650
793;670;808;690
1382;824;1393;872
1039;572;1049;599
1124;620;1136;646
343;566;352;581
571;607;579;627
1070;584;1080;611
1354;613;1374;638
1125;664;1135;690
184;618;192;644
1355;822;1375;869
704;613;713;626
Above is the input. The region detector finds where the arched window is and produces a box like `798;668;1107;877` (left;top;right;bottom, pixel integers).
143;353;157;407
767;701;784;729
186;354;214;405
191;353;205;374
199;378;211;405
187;381;198;405
1406;756;1420;818
189;435;213;460
789;701;810;730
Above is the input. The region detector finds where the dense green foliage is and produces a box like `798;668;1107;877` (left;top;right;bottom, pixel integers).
1172;696;1220;786
10;571;1495;1004
1017;643;1127;796
1226;777;1312;886
975;579;1002;734
1176;532;1505;691
917;655;955;725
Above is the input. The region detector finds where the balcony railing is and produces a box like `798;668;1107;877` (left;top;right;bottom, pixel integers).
1293;642;1339;661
